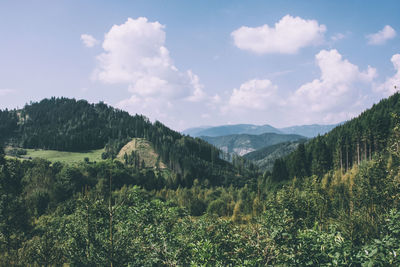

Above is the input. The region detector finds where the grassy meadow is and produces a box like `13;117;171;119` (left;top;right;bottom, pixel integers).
6;147;105;164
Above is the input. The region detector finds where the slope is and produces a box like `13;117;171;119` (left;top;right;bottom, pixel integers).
201;132;306;156
184;124;282;137
117;138;167;169
279;123;341;138
0;97;248;187
183;123;341;138
272;92;400;181
244;140;305;171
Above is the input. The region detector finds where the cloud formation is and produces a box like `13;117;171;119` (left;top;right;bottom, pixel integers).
376;54;400;96
80;34;99;47
290;49;376;122
231;15;326;54
366;25;396;45
94;17;204;102
90;17;210;128
227;79;278;110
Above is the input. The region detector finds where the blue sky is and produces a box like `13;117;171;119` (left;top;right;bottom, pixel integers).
0;0;399;131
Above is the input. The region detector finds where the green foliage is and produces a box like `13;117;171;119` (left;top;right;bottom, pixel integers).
207;199;228;216
6;148;27;158
0;109;18;142
1;94;400;265
1;97;252;188
0;149;400;265
272;158;288;182
274;92;400;181
294;225;352;266
357;209;400;266
15;148;105;164
244;140;304;171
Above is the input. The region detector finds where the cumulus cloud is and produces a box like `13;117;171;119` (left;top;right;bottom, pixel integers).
81;34;99;48
226;79;279;110
366;25;396;45
290;49;376;122
88;17;212;129
93;17;205;103
231;15;326;54
185;70;207;102
376;54;400;96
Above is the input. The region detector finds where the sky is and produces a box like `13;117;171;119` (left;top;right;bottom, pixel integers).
0;0;399;131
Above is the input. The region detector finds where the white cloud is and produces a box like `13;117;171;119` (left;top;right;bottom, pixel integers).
80;34;99;48
0;89;15;96
89;17;213;129
93;17;205;103
366;25;396;45
376;54;400;96
211;94;221;104
231;15;326;54
291;49;376;123
227;79;279;110
185;70;207;102
331;33;346;42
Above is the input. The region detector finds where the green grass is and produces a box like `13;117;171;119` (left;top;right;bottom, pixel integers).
16;148;105;164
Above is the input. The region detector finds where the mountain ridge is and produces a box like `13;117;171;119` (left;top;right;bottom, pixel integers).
0;97;252;188
183;122;340;138
201;132;306;156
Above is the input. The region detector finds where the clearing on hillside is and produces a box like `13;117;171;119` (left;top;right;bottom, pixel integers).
117;138;167;169
5;147;105;164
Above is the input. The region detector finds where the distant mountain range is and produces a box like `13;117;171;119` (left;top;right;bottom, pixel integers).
183;123;341;138
201;132;306;156
243;140;306;171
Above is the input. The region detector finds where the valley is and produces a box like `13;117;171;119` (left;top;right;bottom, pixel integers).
1;2;399;265
0;94;399;265
200;132;306;156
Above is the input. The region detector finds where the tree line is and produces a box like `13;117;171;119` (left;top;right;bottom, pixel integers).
272;92;400;182
0;97;253;187
1;93;400;265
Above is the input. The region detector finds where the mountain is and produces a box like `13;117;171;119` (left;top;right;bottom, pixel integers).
279;123;341;138
271;92;400;182
243;140;305;171
0;97;252;187
183;123;340;138
183;124;282;137
181;126;213;137
201;132;306;156
2;95;400;266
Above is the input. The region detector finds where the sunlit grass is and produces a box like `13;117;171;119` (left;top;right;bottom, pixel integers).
8;148;105;164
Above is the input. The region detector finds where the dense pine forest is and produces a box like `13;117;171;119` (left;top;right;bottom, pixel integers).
271;93;400;182
0;95;400;265
0;97;252;188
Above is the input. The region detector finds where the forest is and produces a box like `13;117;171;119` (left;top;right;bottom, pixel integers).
0;94;400;265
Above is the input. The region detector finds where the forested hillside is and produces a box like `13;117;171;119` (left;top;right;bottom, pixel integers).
272;93;400;181
0;97;252;188
183;123;338;138
0;94;400;265
244;140;305;171
183;124;281;137
201;132;305;156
